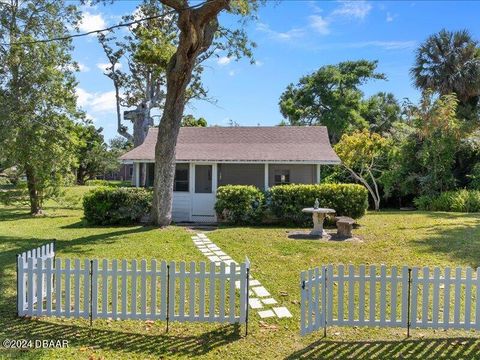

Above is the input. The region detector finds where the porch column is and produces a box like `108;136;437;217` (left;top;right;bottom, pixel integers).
134;162;140;187
264;163;269;190
189;163;194;193
212;163;218;194
316;164;321;184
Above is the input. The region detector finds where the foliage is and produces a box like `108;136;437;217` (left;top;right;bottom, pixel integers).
360;92;402;134
279;60;386;143
215;185;265;224
411;29;480;121
467;163;480;190
83;187;152;225
181;115;207;127
268;184;368;225
0;0;83;214
414;189;480;212
408;92;462;195
335;130;390;210
84;180;109;187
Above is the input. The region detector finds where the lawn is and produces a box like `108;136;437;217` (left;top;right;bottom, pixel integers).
1;187;480;359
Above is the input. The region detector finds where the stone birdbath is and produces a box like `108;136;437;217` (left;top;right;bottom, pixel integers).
302;199;335;237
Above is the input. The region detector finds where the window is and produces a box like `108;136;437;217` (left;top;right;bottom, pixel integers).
274;169;290;185
129;166;133;177
174;164;189;192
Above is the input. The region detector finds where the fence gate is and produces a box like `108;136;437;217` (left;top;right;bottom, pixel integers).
301;264;480;336
17;243;250;327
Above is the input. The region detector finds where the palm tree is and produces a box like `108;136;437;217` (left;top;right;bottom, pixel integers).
411;29;480;117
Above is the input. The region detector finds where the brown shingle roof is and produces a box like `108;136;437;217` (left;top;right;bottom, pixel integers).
120;126;341;163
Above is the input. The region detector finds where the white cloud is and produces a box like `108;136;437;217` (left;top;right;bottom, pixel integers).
256;22;305;42
217;56;232;66
386;12;395;22
346;40;417;50
309;15;330;35
76;87;117;113
228;70;236;76
254;60;263;67
332;1;372;20
96;62;121;72
79;12;106;33
77;63;90;72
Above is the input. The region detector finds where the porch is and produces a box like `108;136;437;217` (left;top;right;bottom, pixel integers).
133;162;322;222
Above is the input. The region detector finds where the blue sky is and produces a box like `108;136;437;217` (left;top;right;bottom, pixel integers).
72;1;480;141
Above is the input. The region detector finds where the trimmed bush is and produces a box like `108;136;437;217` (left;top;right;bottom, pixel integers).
414;190;480;212
85;179;110;187
269;183;368;225
215;185;265;225
83;187;152;225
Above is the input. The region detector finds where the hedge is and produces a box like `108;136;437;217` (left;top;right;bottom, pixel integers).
215;185;265;225
83;187;152;225
414;190;480;212
268;183;368;225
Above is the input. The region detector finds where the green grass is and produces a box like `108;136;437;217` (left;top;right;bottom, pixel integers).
1;187;480;359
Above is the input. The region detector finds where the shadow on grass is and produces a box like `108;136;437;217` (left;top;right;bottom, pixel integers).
1;315;241;358
410;216;480;269
286;337;480;359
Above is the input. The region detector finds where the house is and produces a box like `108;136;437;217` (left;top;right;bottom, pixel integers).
120;126;341;222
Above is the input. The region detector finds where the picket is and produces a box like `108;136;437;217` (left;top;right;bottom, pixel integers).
18;244;249;327
301;264;480;336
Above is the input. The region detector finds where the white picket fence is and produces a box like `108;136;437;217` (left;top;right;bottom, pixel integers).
301;264;480;336
17;243;249;326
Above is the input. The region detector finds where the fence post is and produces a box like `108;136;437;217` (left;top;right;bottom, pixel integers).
245;257;250;337
16;254;20;316
407;268;412;338
89;260;93;328
166;264;170;333
323;266;327;338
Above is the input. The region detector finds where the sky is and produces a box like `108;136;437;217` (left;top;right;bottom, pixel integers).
72;0;480;142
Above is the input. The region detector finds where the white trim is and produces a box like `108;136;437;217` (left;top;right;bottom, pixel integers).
316;164;321;184
123;159;341;165
134;162;140;187
264;163;269;191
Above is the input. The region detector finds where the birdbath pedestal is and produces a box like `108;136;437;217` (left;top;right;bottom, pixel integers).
302;207;336;237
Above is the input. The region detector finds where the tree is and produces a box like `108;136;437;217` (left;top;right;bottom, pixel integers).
411;29;480;121
181;114;207;127
334;130;390;211
0;0;82;214
407;92;462;195
279;60;386;143
149;0;261;226
74;124;108;184
360;92;401;135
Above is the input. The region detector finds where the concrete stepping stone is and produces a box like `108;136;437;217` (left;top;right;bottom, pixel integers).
258;310;275;318
199;248;211;253
249;298;263;309
252;286;270;297
197;234;207;238
207;245;221;251
249;279;261;286
208;256;221;262
273;307;292;318
220;255;231;260
235;280;241;289
214;251;227;256
262;298;277;305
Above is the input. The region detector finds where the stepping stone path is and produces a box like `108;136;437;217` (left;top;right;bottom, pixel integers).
191;233;292;319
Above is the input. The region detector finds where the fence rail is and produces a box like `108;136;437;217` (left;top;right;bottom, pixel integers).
17;243;249;328
301;264;480;336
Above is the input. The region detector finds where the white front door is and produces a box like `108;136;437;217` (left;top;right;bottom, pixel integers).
191;164;217;222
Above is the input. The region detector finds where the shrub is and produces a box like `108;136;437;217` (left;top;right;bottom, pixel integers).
83;187;152;225
414;190;480;212
215;185;265;224
268;183;368;225
85;179;110;187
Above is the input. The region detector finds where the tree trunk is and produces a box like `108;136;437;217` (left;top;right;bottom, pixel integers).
25;165;42;215
151;69;193;225
151;1;230;226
